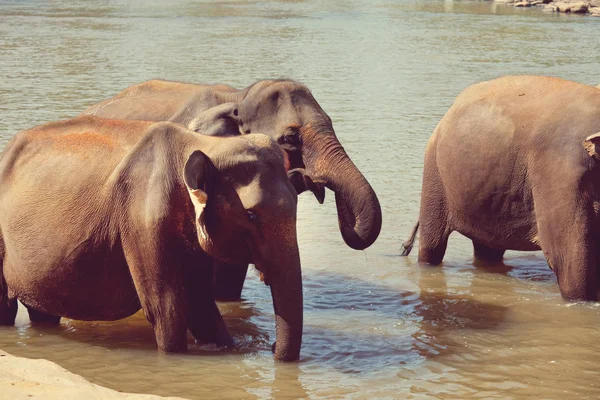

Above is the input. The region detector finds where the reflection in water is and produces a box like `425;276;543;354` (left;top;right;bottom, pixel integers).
412;268;508;360
3;0;600;398
272;365;308;400
0;258;596;398
472;257;516;275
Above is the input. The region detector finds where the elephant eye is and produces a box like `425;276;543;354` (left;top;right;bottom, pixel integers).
247;210;258;221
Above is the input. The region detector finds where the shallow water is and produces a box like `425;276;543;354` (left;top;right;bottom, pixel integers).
1;0;600;398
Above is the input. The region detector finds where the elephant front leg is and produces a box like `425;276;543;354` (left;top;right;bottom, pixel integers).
139;286;188;353
132;277;188;353
185;264;234;347
148;299;188;353
123;243;189;353
212;260;248;302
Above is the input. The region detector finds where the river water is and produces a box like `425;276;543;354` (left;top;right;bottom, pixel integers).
1;0;600;399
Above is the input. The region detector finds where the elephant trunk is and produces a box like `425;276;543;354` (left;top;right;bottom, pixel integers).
262;233;303;362
301;123;382;250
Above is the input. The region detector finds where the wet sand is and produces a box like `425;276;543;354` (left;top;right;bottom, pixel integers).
0;350;185;400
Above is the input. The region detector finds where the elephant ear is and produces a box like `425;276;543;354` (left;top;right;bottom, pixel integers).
288;168;325;204
583;132;600;161
188;103;241;137
184;150;213;215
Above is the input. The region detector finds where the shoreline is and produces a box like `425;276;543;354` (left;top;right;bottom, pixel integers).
0;350;186;400
496;0;600;15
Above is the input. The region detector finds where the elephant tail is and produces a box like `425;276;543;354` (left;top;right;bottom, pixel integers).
400;221;419;256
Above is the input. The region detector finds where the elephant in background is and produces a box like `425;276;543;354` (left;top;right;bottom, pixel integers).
82;79;382;300
0;116;302;361
401;75;600;301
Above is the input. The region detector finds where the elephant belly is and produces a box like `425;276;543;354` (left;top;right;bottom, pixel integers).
4;253;141;321
447;188;540;251
453;217;540;251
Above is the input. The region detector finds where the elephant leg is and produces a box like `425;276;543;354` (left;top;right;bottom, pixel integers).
473;241;506;263
543;244;596;301
535;195;597;301
123;240;189;353
418;162;451;265
185;262;233;347
212;260;248;302
419;225;449;265
138;280;188;352
597;262;600;296
0;243;18;326
27;306;61;325
0;279;17;326
137;285;188;352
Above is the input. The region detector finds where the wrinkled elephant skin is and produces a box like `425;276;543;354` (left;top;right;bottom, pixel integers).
0;116;303;361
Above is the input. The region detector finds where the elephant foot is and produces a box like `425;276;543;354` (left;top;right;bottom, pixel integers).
195;319;234;348
417;238;448;265
212;261;248;302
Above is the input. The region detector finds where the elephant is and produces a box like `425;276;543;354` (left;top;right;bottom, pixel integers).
81;79;382;300
0;116;302;361
400;75;600;301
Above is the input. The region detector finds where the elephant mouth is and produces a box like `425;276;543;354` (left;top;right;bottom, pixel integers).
251;257;270;286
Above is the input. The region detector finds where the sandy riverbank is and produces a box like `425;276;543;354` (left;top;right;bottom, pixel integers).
0;350;185;400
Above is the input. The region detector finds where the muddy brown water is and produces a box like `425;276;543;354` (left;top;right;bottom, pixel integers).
2;1;600;399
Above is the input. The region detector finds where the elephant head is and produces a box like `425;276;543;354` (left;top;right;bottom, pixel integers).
235;80;382;250
81;78;382;251
183;134;302;361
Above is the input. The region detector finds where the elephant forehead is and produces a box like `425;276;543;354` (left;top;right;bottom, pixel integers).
236;179;264;209
215;151;260;177
217;145;284;176
243;133;275;147
239;134;284;161
236;178;294;214
217;134;279;160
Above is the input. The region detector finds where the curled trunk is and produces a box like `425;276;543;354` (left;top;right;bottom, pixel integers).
301;124;382;250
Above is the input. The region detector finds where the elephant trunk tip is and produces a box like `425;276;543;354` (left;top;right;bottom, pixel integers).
341;221;381;251
272;340;301;362
336;190;382;251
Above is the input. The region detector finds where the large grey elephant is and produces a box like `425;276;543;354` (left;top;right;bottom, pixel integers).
82;79;382;300
0;116;302;361
401;75;600;301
